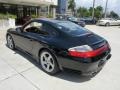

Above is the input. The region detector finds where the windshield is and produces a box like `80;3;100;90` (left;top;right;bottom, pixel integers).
55;21;90;36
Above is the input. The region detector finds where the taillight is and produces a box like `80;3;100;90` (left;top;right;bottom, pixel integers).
68;44;109;58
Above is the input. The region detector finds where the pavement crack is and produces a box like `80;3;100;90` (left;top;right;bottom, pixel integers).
0;57;40;90
20;73;40;90
0;73;18;84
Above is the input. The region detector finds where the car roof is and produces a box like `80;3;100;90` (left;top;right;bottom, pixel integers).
22;18;71;29
32;18;69;24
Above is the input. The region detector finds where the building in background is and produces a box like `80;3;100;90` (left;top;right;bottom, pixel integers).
0;0;58;24
57;0;68;14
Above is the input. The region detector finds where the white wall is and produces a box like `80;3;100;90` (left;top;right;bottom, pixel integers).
0;0;58;6
45;0;58;5
0;19;15;30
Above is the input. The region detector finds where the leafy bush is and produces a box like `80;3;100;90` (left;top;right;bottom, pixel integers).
8;14;17;19
0;13;16;19
0;13;6;19
31;14;38;18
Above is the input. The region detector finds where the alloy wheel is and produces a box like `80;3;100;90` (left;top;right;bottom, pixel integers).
106;23;110;27
7;35;14;49
40;51;55;73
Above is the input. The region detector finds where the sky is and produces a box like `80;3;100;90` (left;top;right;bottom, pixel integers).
75;0;120;15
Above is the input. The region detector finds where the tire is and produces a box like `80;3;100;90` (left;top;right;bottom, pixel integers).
7;35;15;50
39;49;60;75
105;22;110;27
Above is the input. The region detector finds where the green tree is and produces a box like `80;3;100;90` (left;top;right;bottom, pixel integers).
68;0;76;15
77;7;90;17
109;11;119;19
89;7;93;17
94;6;103;19
77;6;103;19
96;6;103;12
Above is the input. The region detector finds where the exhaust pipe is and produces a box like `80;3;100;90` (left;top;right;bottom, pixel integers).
106;54;112;60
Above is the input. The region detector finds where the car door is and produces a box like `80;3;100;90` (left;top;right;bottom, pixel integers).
115;19;120;25
110;19;118;25
14;21;43;54
12;29;33;53
117;20;120;25
30;22;59;57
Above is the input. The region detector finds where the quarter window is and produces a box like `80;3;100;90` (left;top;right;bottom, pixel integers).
42;24;58;36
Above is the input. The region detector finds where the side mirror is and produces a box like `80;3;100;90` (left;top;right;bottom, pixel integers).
16;27;22;33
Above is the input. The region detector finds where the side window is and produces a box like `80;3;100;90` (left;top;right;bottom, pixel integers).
42;24;58;36
24;21;49;35
24;21;43;32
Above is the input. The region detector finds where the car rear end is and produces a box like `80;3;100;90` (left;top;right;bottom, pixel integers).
54;21;111;76
58;40;111;76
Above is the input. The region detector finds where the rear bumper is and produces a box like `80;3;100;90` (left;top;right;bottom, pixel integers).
57;53;111;76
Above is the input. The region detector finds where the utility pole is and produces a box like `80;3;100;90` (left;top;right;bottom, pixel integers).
92;0;95;19
104;0;108;18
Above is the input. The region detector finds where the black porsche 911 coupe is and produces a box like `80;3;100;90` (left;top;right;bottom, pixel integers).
6;18;111;76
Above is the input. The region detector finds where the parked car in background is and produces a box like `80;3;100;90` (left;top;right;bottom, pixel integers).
56;15;86;27
80;17;97;24
6;18;111;76
67;16;86;27
97;18;120;26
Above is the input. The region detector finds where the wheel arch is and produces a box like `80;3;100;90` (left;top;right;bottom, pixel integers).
6;33;11;38
105;22;110;26
38;47;63;70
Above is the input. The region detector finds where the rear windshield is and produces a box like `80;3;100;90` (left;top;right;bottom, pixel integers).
55;21;90;36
